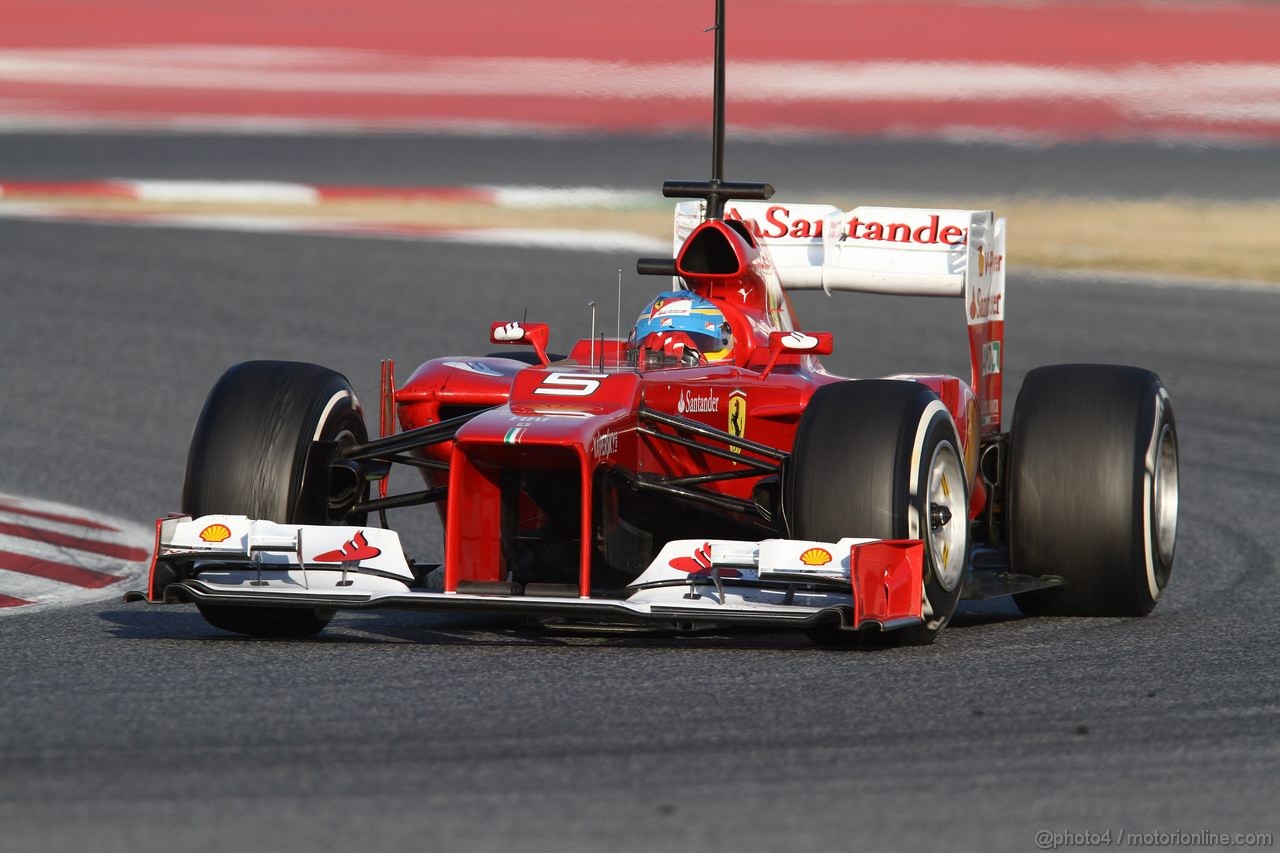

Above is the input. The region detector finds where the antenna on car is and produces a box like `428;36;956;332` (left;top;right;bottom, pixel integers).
615;268;623;372
588;301;597;370
636;0;774;277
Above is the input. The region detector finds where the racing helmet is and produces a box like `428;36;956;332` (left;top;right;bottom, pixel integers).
628;291;734;368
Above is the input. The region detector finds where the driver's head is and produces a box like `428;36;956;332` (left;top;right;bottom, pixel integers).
627;292;734;368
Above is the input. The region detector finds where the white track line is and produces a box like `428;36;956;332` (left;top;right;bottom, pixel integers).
128;180;321;204
0;202;670;253
0;494;152;616
0;180;657;208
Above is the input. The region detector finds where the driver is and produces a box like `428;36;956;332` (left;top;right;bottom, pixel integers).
627;291;734;368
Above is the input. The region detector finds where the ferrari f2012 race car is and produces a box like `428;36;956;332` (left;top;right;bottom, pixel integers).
127;3;1179;647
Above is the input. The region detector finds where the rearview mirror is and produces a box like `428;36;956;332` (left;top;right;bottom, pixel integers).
489;321;551;366
760;330;833;378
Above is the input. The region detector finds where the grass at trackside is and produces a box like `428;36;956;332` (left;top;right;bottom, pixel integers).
873;195;1280;284
2;193;1276;284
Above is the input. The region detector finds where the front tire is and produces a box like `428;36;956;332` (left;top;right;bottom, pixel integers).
183;361;369;638
1009;364;1178;616
787;380;970;646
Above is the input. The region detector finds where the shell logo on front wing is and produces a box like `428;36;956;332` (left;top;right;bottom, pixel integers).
199;523;232;543
800;547;832;566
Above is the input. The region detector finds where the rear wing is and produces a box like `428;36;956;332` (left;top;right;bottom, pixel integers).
674;201;1007;433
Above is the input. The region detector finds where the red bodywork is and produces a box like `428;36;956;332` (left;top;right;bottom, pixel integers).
390;218;990;596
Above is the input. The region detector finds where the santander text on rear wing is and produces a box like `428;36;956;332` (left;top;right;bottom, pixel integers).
674;201;1008;434
675;201;1005;299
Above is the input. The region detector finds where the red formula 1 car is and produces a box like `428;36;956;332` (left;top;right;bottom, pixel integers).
129;5;1179;647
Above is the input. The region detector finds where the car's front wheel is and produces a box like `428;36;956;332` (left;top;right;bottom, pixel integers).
1009;364;1178;616
786;380;970;646
182;360;369;638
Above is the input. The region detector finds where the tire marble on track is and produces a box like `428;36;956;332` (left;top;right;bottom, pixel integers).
0;220;1276;852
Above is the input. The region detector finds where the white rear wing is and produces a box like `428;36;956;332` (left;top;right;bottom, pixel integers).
674;200;1009;434
674;201;1005;306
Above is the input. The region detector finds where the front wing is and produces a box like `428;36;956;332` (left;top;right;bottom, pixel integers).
130;516;928;634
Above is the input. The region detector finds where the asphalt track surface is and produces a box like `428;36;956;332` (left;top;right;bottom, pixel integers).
2;143;1279;852
2;133;1279;200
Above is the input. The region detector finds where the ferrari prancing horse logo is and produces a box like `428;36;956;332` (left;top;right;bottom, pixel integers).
728;390;747;454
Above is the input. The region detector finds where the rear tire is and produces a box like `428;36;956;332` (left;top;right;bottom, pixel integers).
1009;364;1178;616
787;380;969;646
183;361;369;638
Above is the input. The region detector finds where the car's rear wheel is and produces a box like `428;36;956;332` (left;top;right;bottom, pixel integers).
786;380;969;646
182;360;368;638
1009;364;1178;616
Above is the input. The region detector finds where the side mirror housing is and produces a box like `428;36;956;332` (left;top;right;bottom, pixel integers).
489;321;552;366
760;330;833;378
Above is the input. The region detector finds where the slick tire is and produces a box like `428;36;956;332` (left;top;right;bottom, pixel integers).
1009;364;1178;617
183;361;369;638
786;380;969;647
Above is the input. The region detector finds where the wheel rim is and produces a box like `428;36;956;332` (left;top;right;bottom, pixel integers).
1153;423;1178;567
927;441;967;593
